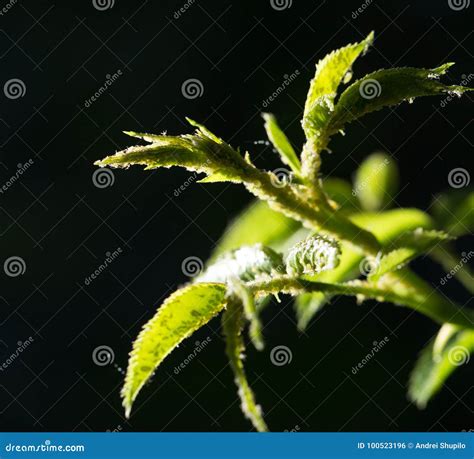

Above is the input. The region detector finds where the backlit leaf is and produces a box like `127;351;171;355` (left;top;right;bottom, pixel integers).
263;113;301;175
122;283;227;417
328;64;470;133
369;228;453;281
408;325;474;408
353;152;399;211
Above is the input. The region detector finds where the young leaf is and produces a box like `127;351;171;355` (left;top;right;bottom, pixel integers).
353;152;399;211
122;283;227;417
95;122;253;184
408;326;474;409
210;200;301;262
286;235;341;276
369;228;453;281
262;113;301;175
303;31;374;137
301;32;374;177
222;298;268;431
327;64;471;133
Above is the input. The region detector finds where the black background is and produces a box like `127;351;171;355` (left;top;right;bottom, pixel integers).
0;0;472;432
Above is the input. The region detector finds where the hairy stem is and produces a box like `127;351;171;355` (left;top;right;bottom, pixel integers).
248;275;474;330
244;168;381;255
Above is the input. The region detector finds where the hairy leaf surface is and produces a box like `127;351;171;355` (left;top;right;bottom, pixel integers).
328;64;470;133
303;32;374;137
370;228;453;281
122;283;227;417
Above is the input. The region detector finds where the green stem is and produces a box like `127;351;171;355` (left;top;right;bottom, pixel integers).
244;168;381;255
248;276;474;330
222;299;268;432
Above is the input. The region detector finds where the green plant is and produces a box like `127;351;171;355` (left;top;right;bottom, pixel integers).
95;32;473;431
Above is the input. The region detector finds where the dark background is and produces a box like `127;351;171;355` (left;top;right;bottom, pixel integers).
0;0;472;432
